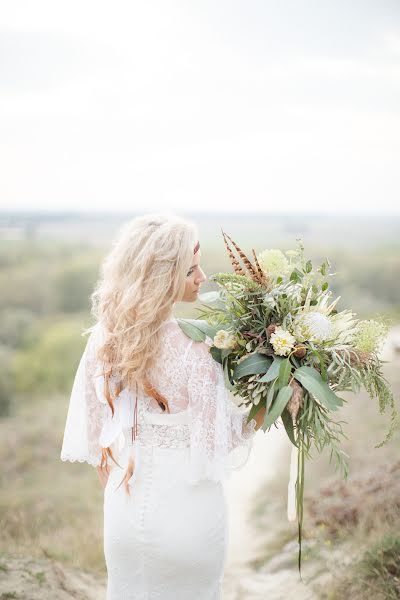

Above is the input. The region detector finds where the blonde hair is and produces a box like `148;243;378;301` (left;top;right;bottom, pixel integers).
90;212;198;489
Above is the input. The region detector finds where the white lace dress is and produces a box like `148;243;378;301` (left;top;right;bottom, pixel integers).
61;317;257;600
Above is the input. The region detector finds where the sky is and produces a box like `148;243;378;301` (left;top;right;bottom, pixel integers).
1;0;400;215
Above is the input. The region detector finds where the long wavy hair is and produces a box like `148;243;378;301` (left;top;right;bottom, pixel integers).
90;213;198;491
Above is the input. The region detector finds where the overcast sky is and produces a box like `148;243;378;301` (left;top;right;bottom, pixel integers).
1;0;399;215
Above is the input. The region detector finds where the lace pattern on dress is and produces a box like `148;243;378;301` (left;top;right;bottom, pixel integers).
61;325;109;467
61;319;258;481
123;423;190;449
185;333;257;483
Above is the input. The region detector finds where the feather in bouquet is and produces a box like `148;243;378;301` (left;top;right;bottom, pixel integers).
177;231;399;575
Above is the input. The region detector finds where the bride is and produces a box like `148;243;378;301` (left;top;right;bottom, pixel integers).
61;213;266;599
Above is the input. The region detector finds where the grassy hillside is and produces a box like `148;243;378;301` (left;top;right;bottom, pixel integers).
0;212;399;597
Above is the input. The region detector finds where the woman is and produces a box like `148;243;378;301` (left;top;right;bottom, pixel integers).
61;213;266;599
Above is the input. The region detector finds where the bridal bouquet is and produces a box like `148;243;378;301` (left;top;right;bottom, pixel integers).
177;232;398;574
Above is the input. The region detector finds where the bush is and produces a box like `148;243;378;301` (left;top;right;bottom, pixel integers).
0;346;14;417
0;308;36;348
52;258;99;313
12;319;89;396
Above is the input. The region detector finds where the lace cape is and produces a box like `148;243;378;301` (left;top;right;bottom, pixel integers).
60;318;257;483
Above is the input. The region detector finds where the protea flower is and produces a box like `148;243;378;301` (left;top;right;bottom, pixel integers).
292;311;334;343
292;289;358;345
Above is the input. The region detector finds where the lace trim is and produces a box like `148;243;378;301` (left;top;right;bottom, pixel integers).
60;455;101;467
123;423;190;449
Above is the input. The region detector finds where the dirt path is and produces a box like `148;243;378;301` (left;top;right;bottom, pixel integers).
222;425;317;599
0;554;106;599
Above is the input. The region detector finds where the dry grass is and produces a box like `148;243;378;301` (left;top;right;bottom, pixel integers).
0;394;106;575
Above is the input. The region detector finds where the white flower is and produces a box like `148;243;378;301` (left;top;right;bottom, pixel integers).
270;327;296;356
330;310;359;345
213;330;237;350
292;311;334;344
256;249;290;279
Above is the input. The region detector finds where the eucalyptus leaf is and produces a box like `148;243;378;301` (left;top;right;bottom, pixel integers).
233;354;272;379
281;408;298;447
263;385;293;430
225;355;237;385
279;358;292;388
210;346;223;364
259;357;284;382
266;378;277;412
176;318;206;341
293;366;343;411
290;271;299;283
221;349;232;360
198;291;224;308
176;318;218;341
223;358;235;390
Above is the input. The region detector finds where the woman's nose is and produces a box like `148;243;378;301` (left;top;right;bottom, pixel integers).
196;268;207;283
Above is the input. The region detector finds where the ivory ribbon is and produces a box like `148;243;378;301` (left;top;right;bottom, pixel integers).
287;442;298;522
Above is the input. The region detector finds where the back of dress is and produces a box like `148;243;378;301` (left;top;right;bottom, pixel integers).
61;316;257;484
60;315;258;600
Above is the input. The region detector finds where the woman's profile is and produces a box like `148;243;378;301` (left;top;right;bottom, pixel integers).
60;213;266;599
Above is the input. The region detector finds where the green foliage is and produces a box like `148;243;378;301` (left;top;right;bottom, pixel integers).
0;241;101;317
0;346;14;417
259;357;284;382
232;353;271;379
53;258;99;313
0;308;35;348
263;385;293;429
176;318;220;341
361;365;400;448
293;366;344;411
357;534;400;598
12;319;88;395
210;272;264;291
329;534;400;600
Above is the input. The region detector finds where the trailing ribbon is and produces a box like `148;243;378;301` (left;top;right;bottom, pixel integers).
116;383;140;493
127;387;139;489
287;442;298;522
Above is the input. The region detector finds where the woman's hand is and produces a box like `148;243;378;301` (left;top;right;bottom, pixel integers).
96;465;110;490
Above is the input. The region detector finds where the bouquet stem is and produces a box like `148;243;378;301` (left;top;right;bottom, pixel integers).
296;426;306;577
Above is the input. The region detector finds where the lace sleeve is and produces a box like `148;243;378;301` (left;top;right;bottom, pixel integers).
185;337;257;484
60;325;109;467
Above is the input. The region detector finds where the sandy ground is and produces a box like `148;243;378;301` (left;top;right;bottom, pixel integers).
222;423;317;599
